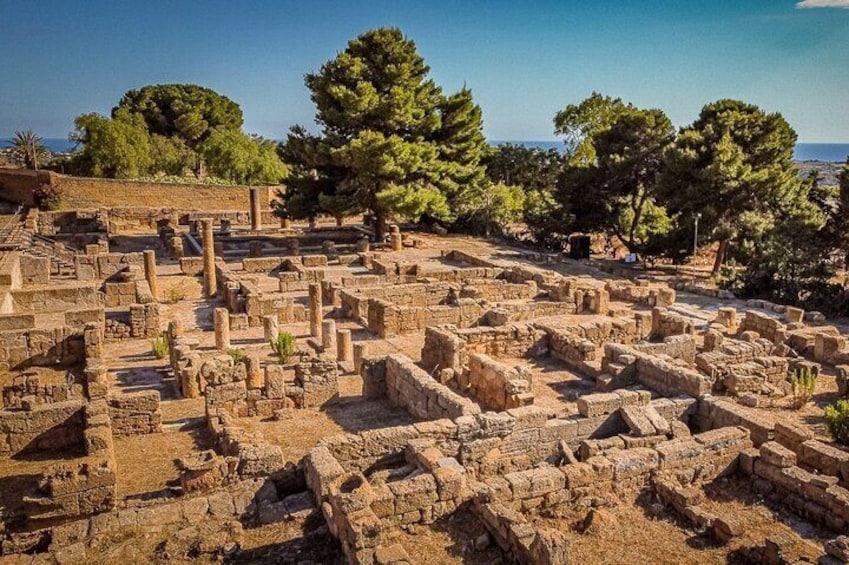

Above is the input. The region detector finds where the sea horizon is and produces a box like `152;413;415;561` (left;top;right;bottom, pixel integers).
3;137;849;163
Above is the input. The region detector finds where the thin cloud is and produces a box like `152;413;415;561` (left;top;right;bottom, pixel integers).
797;0;849;8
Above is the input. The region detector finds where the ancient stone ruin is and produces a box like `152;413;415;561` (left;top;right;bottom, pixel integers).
0;173;848;563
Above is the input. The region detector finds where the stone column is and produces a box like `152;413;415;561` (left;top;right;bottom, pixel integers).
356;237;370;253
322;320;337;356
214;307;230;350
353;342;368;374
201;219;217;298
309;283;323;339
249;187;262;231
281;218;291;229
390;225;402;251
245;353;264;390
337;329;353;362
143;249;158;301
263;315;279;343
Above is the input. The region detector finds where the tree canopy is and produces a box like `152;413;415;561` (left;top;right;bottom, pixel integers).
277;27;487;238
5;130;49;169
659;99;816;271
114;84;243;147
70;84;285;184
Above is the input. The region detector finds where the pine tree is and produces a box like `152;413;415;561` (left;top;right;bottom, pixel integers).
435;87;488;206
283;27;488;240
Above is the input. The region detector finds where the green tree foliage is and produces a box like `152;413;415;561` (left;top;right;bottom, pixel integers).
456;182;525;237
69;110;154;178
484;143;563;193
5;130;49;169
543;101;675;256
660;100;816;272
483;143;564;247
275;126;341;222
279;28;487;239
114;84;243;148
199;129;287;185
554;92;633;166
434;87;488;203
71;83;285;185
150;134;196;176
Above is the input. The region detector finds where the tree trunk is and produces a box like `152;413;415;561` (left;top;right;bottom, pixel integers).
711;239;729;276
335;216;343;227
374;211;387;242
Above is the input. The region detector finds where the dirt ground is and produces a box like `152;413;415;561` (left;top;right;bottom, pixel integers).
538;477;827;565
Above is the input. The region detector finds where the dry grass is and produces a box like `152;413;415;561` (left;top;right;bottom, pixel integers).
113;424;214;498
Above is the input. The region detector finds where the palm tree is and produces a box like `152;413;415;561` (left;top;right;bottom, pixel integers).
5;130;48;169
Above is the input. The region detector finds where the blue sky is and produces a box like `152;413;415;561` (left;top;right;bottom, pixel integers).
1;0;848;142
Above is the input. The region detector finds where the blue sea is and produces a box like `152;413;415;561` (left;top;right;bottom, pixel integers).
4;138;849;163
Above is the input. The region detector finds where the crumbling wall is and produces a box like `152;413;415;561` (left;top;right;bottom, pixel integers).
208;411;285;478
738;311;786;344
106;391;162;436
463;353;534;411
420;324;549;374
0;400;86;458
740;440;849;533
603;343;712;398
365;354;480;420
2;373;84;409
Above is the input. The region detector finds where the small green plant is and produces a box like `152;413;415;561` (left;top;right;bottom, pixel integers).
166;286;186;304
227;349;247;365
789;365;817;409
270;331;296;362
151;335;169;359
825;400;849;445
33;184;62;211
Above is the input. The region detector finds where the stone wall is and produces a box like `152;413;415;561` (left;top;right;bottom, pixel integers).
0;399;85;458
603;343;712;398
740;441;849;533
0;325;85;370
10;284;101;313
420;324;549;374
106;391;163;436
367;297;485;338
463;353;534;411
364;354;481;420
739;310;786;344
209;411;285;478
0;168;276;212
2;373;84;409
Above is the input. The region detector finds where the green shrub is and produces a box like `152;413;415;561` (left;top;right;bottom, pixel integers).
166;287;185;304
789;365;817;409
227;349;247;365
825;400;849;445
33;184;62;211
270;331;296;362
151;335;169;359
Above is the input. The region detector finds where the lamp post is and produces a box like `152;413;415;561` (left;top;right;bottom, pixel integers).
693;213;701;278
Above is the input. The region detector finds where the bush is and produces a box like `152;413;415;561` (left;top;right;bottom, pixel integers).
270;331;296;362
151;335;169;359
789;365;817;409
825;400;849;445
227;349;247;365
166;287;186;303
33;184;62;211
